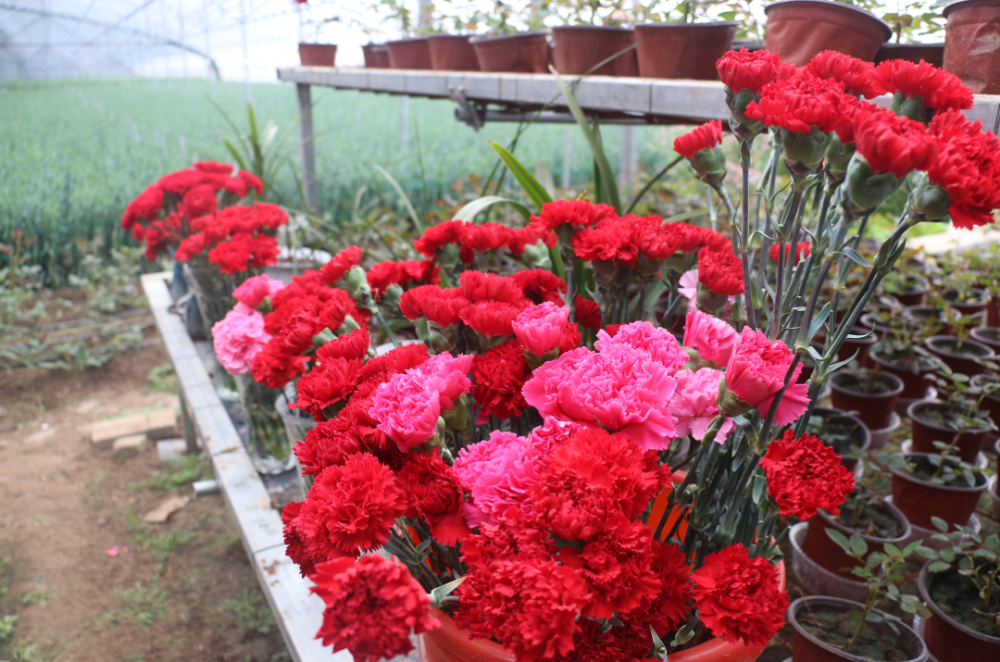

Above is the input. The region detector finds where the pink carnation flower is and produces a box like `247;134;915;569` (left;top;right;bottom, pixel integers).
415;352;473;410
370;372;441;451
678;269;699;311
724;327;810;426
453;430;543;527
212;306;271;375
512;302;570;356
522;344;677;451
596;321;688;375
669;368;735;442
233;274;285;308
684;310;738;367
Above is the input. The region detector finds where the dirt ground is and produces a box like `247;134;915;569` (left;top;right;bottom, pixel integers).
0;344;289;662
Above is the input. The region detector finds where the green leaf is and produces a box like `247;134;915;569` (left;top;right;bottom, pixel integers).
850;534;868;557
884;543;902;558
931;516;950;533
928;561;952;573
825;528;852;555
842;247;872;268
453;195;531;223
429;576;466;609
973;548;998;562
488;142;553;212
915;546;939;560
374;164;424;233
221;138;249;171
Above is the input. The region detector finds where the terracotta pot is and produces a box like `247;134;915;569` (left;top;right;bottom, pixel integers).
869;343;935;401
633;22;736;80
764;0;892;66
386;37;432;70
970;326;1000;353
551;26;639;77
801;498;910;579
732;39;765;51
810;407;872;473
428;35;481;71
918;564;1000;662
362;43;390;68
298;43;337;67
925;335;994;377
830;370;903;430
470;31;550;73
788;596;928;662
944;0;1000;95
987;297;999;327
909;399;993;463
836;326;877;369
943;287;989;316
875;42;945;67
889;453;987;529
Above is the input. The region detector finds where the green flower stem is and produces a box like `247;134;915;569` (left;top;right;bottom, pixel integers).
375;309;400;348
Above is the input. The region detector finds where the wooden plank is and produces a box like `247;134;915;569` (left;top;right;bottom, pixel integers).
189;400;243;456
403;71;449;97
964;95;1000;134
649;79;727;121
574;76;651;114
212;449;285;554
446;72;501;101
84;409;178;448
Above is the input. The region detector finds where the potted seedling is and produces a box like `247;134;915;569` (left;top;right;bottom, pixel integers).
903;302;953;335
469;4;550;73
885;451;987;533
764;0;892;66
944;0;1000;95
295;0;339;66
924;333;994;377
879;271;931;307
970;374;1000;447
909;362;998;463
876;0;945;66
830;369;904;432
788;534;930;662
633;1;737;80
550;0;638;76
869;318;939;408
807;408;872;472
916;521;1000;660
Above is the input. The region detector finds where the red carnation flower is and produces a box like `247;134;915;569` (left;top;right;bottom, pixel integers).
870;59;973;114
316;327;370;362
321;246;363;285
716;48;794;95
645;541;694;634
853;108;937;177
928;109;1000;229
559;322;582;354
367;259;439;297
193;160;234;174
250;345;308;389
296;414;364;476
292;357;364;420
512;269;567;304
396;450;471;545
296;453;406;559
157;168;209;196
121;184;165;230
804;50;878;99
310;555;439;662
317;289;358;332
399;285;469;327
661;222;731;254
745;70;847;134
572;215;642;266
180;184;218;219
691;544;788;648
574;295;602;331
459;300;525;338
697;247;744;296
532;199;617;233
769;242;811;266
460;222;514;262
238;170;265;195
413;219;466;257
459;270;526;304
761;429;856;520
471;339;531;422
507;219;557;256
674;120;723;159
282;501;319;578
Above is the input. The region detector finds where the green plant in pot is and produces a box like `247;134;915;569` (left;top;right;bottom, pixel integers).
631;1;742;79
806;407;872;471
788;534;930;662
878;270;930;307
830;368;904;432
909;362;999;463
884;450;987;533
868;317;939;402
915;520;1000;661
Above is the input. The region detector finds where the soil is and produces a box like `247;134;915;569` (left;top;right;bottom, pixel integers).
929;570;1000;638
931;339;989;358
0;345;289;662
909;457;981;488
799;608;911;661
837;373;895;395
835;498;905;539
916;405;988;433
871;345;936;371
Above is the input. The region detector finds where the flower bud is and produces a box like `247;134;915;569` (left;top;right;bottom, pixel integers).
907;171;952;223
843;152;902;216
441;394;469;429
521;241;552;270
690;146;729;188
716;378;753;418
523;346;560;371
780;127;831;181
696;283;729;314
725;88;766;141
342;265;378;312
381;283;404;311
890;91;930;124
824;134;855;186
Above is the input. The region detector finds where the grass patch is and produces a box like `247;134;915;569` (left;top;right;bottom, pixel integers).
19;586;55;608
145;364;176;394
0;614;17;644
136;455;211;492
102;579;168;627
218;588;276;637
122;508;199;561
0;636;53;662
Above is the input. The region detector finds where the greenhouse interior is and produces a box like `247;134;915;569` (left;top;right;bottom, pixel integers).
2;1;1000;661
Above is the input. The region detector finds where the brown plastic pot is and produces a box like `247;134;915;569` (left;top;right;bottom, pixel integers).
944;0;1000;95
830;370;903;430
943;287;989;316
925;335;994;377
362;43;390;68
987;297;999;327
470;31;550;73
859;312;894;335
881;275;931;307
918;564;1000;662
875;42;945;67
971;326;1000;353
810;407;871;472
633;22;736;80
427;34;481;71
890;453;987;529
904;304;953;335
386;37;432;70
764;0;892;66
298;43;338;67
836;326;878;369
971;374;1000;447
869;343;935;400
801;498;910;579
909;399;993;463
788;596;929;662
551;25;638;77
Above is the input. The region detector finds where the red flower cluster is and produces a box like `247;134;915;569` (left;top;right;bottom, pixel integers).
121;162;263;261
673;120;723;159
927;109;1000;228
532;198;617;233
310;555;440;662
174;202;287;274
803;50;878;99
870;59;973;115
769;242;811;266
412;218;556;264
697;246;744;296
853;108;937;177
745;70;847;134
760;430;856;521
366;258;440;298
716;48;793;95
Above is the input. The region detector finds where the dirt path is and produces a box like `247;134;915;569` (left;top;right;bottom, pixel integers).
0;345;289;662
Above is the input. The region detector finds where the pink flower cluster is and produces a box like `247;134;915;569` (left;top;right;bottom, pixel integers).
211;303;273;375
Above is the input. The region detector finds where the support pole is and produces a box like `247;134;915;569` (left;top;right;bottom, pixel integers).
297;83;319;214
400;96;409;150
620;125;638;194
239;0;251;103
562;127;572;189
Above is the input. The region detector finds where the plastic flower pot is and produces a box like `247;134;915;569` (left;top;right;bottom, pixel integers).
800;498;910;580
970;374;1000;447
903;304;952;335
551;26;639;77
879;275;931;307
829;370;903;431
917;563;1000;662
869;344;934;408
427;35;481;71
990;474;1000;521
788;596;928;662
633;22;736;80
908;399;993;463
944;0;1000;95
362;43;390;68
809;407;871;473
970;326;1000;353
859;312;893;336
924;335;994;377
988;297;1000;327
835;326;878;369
763;0;891;66
386;37;433;70
470;31;550;73
889;453;987;530
235;374;296;475
182;265;240;332
875;42;945;68
789;522;867;602
298;43;338;67
943;287;989;317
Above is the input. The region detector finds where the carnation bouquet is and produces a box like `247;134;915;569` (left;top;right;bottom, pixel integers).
233;51;998;661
